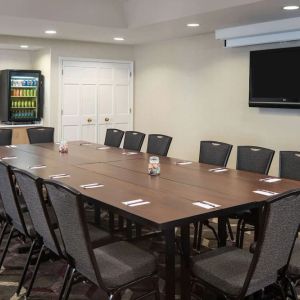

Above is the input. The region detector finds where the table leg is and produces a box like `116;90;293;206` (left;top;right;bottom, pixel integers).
94;205;101;226
218;217;227;247
163;228;176;300
180;224;190;300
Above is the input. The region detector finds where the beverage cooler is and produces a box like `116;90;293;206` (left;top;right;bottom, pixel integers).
0;70;44;122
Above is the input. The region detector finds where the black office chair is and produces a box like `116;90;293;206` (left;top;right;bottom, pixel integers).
27;127;54;144
44;180;159;300
287;239;300;299
236;146;274;175
233;146;275;248
13;168;112;299
280;151;300;181
194;141;233;251
191;189;300;300
199;141;233;166
0;161;37;296
123;131;145;152
147;134;172;156
104;128;124;148
0;128;12;146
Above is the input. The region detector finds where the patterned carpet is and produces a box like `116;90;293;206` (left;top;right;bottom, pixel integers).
0;214;286;300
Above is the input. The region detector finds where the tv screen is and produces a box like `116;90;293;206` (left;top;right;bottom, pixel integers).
249;47;300;108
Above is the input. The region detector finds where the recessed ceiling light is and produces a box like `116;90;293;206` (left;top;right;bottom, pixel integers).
20;45;29;49
45;30;57;35
114;37;125;41
283;5;299;10
187;23;200;27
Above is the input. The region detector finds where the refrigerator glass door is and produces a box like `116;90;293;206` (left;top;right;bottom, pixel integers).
10;73;40;121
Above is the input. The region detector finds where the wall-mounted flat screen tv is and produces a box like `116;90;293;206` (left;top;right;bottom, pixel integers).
249;46;300;108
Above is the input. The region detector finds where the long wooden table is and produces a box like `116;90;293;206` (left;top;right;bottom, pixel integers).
2;141;300;300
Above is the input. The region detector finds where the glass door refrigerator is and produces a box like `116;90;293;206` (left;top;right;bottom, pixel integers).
0;70;44;123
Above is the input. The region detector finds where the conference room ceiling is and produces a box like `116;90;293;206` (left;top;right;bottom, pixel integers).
0;0;299;44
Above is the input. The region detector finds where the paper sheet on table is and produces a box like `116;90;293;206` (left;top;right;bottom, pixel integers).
80;183;104;189
260;178;282;183
253;190;279;196
128;201;150;207
122;199;144;205
176;161;193;165
30;165;47;169
97;147;110;150
193;202;215;209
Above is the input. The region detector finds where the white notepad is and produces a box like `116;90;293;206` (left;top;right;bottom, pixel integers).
193;202;214;209
30;165;47;170
129;201;150;207
253;190;279;196
122;152;138;155
259;178;282;183
176;161;193;165
1;156;17;160
122;199;150;207
122;199;144;205
49;174;70;179
80;183;104;189
5;145;17;148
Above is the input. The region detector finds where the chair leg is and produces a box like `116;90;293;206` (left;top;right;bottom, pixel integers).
0;226;14;269
239;221;246;249
63;267;76;300
25;244;45;298
196;222;203;251
16;239;37;295
153;276;160;300
236;218;243;248
206;222;220;244
226;219;234;241
59;264;72;300
286;278;298;300
193;222;199;249
109;212;115;233
0;222;8;248
0;222;8;247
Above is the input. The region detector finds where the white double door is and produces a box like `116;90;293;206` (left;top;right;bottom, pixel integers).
60;59;133;144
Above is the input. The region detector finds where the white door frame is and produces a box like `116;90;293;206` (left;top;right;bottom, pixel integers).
58;57;134;141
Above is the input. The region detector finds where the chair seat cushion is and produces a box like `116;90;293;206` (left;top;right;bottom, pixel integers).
289;239;300;275
192;247;252;296
94;241;156;288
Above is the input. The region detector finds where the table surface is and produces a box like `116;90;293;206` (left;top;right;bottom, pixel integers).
2;141;300;229
3;141;300;300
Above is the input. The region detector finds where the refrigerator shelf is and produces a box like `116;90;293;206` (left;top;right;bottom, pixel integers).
11;107;37;109
11;86;38;89
11;96;37;98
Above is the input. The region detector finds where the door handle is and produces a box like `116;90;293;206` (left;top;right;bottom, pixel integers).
105;117;110;122
87;118;92;123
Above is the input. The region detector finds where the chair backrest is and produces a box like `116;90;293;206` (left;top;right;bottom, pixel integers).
104;129;124;147
13;168;62;256
199;141;233;167
236;146;275;175
279;151;300;181
0;161;28;235
147;134;173;156
0;129;12;146
123;131;145;152
44;180;105;289
27;127;54;144
240;189;300;297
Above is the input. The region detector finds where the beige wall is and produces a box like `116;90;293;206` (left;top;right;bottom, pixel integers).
0;36;134;139
134;33;300;176
0;48;32;70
